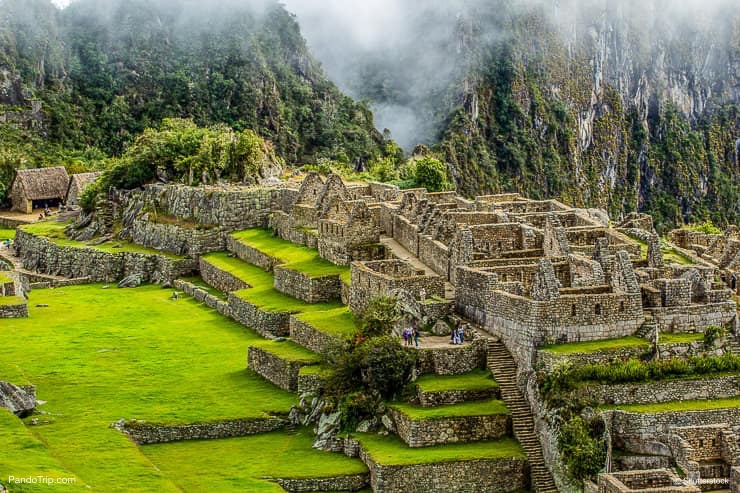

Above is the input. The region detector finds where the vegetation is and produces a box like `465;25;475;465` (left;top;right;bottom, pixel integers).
142;429;368;492
703;325;728;347
0;227;17;240
390;399;509;420
601;396;740;413
558;416;607;480
541;336;650;354
413;157;450;192
359;294;401;338
354;433;525;466
685;221;723;235
0;284;298;491
250;339;322;365
659;332;704;344
294;306;359;339
414;370;498;394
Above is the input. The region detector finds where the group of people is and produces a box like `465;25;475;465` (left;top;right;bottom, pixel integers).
450;323;467;345
402;326;420;347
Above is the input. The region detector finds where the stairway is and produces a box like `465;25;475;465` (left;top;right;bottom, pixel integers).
730;334;740;356
486;339;559;493
636;311;657;340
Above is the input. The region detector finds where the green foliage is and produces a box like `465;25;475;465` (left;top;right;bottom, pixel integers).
703;325;728;348
558;416;607;480
687;221;723;235
359;295;401;338
413;156;450;192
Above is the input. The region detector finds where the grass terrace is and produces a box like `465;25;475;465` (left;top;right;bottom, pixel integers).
202;252;344;313
294;305;359;339
0;295;25;306
250;339;322;365
414;370;498;394
230;228;350;280
601;396;740;413
0;227;16;240
0;272;14;284
0;284;299;492
355;433;525;466
20;220;182;258
390;398;509;420
142;429;368;492
541;336;650;354
179;275;228;300
662;245;694;265
660;332;705;344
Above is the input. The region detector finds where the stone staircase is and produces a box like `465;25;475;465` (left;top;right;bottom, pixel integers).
636;311;657;340
486;339;559;493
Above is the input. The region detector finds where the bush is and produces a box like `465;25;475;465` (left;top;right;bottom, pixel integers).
558;416;607;480
703;325;728;347
360;295;400;338
414;157;450;192
355;336;417;399
687;221;722;235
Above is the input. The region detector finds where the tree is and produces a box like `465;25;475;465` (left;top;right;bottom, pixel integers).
414;157;450;192
558;416;607;480
359;295;400;338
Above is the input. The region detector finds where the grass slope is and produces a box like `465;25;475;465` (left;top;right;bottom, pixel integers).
602;396;740;413
294;306;359;339
0;284;298;492
142;428;368;492
0;227;16;240
0;295;25;306
355;433;525;466
659;332;704;344
230;229;349;279
414;370;498;393
541;336;650;354
21;221;181;258
250;339;322;364
391;398;509;420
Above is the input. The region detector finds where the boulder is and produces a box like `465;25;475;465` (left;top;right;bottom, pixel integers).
0;382;36;417
117;274;142;288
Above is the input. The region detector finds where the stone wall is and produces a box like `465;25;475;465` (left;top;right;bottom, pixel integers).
199;257;250;293
273;266;341;303
389;407;510;447
416;386;499;407
269;211;319;248
359;450;529;493
122;417;286;444
415;338;487;376
731;466;739;493
649;302;737;334
226;235;280;271
247;345;310;392
289;316;342;354
274;474;370;493
130;218;225;256
173;279;230;317
0;302;27;318
227;294;290;337
14;230;196;284
393;215;420;255
418;235;450;279
576;376;739;406
604;408;740;454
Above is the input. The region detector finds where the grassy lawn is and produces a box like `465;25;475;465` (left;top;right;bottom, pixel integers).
414;369;498;393
0;295;25;305
355;433;525;466
0;271;15;283
662;245;694;265
602;396;740;413
202;252;344;314
390;398;509;420
230;229;349;279
142;428;368;492
294;306;359;339
0;409;87;491
660;332;704;344
0;227;16;240
0;284;298;492
541;336;650;354
250;339;322;364
20;220;181;258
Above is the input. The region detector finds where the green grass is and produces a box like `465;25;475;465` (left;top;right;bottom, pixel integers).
0;284;298;492
0;295;25;306
390;398;509;420
298;365;334;378
660;332;704;344
230;229;349;279
142;428;367;492
602;396;740;413
179;275;227;300
541;336;650;354
355;433;525;466
250;339;322;364
414;369;498;394
662;245;694;265
294;306;359;339
202;252;343;314
0;272;14;283
0;409;88;491
20;220;182;258
0;227;16;240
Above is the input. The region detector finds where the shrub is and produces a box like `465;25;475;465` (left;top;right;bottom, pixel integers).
359;295;400;338
558;416;607;480
355;336;417;399
414;157;450;192
703;325;728;348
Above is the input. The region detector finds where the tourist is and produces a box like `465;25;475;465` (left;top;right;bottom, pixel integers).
38;214;44;221
458;324;465;344
450;326;457;344
419;288;426;302
413;327;420;347
453;329;461;345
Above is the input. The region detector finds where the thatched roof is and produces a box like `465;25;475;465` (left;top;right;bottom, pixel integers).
12;166;70;200
67;171;103;196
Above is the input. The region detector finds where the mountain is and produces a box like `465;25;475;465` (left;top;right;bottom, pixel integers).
0;0;385;192
292;0;739;231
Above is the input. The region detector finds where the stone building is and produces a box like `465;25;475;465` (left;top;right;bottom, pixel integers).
65;171;102;207
9;166;69;213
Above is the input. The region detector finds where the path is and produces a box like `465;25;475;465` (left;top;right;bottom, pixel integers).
487;339;559;493
380;236;455;298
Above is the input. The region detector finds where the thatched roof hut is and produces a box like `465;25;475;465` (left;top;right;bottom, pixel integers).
10;166;70;213
66;171;102;206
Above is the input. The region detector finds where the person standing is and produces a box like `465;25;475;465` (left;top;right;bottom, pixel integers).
458;324;465;344
413;327;420;347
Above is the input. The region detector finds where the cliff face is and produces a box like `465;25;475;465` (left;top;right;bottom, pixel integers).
439;0;738;230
